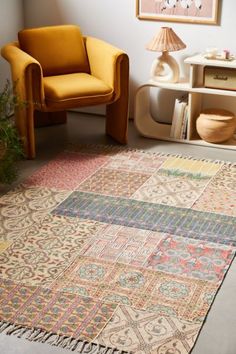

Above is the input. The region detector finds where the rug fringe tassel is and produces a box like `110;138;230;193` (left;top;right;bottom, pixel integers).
0;320;131;353
41;331;54;343
70;338;80;351
66;143;236;166
6;324;25;336
31;330;49;342
27;328;41;341
59;336;72;348
50;333;61;345
0;321;11;333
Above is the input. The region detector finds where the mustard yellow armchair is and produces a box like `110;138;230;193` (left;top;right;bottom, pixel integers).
1;25;129;158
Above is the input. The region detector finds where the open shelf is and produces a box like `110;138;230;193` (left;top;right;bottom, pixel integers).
148;79;190;92
185;54;236;69
192;86;236;97
134;54;236;151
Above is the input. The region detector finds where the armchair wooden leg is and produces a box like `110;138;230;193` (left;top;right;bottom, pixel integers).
106;54;129;144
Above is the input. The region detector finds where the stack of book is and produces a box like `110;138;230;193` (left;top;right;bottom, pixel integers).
170;96;189;139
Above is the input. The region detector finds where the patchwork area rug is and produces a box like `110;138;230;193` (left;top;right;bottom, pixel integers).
0;145;235;354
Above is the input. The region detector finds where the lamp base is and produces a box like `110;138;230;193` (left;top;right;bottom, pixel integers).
150;52;180;83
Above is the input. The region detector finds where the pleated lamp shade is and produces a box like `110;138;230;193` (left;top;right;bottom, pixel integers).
146;27;186;53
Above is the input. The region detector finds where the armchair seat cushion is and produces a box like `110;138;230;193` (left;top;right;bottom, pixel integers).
43;73;114;109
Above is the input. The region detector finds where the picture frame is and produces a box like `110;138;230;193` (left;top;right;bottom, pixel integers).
136;0;219;24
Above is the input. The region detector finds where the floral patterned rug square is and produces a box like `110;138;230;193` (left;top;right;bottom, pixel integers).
0;145;235;354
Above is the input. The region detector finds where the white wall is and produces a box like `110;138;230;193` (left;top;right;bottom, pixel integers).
0;0;24;89
22;0;236;120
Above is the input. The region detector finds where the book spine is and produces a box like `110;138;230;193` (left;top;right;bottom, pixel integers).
170;99;181;138
180;105;189;140
174;101;187;139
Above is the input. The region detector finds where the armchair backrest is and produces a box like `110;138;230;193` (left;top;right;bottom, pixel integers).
18;25;90;77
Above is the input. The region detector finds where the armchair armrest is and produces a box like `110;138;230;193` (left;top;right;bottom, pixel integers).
84;36;129;101
1;42;45;158
1;42;45;107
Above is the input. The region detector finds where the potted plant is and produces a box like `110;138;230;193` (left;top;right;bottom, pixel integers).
0;80;24;184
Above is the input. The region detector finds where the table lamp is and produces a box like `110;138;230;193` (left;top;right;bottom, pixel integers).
146;27;186;83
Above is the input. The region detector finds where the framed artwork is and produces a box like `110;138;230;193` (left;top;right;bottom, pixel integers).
136;0;219;24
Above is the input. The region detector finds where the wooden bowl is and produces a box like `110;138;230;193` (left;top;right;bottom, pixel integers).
196;109;236;143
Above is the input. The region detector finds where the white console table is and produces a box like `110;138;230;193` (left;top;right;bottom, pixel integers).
134;54;236;151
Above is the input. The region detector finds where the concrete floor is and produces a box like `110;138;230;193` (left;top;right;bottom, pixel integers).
0;112;236;354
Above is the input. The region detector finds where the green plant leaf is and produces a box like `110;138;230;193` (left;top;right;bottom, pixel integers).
0;80;25;184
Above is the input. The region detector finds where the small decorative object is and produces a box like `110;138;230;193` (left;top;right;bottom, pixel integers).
146;27;186;83
136;0;219;25
196;108;236;143
222;49;230;60
204;48;235;61
205;47;218;59
0;80;24;184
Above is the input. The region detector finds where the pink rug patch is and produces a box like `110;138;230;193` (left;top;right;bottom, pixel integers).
25;152;109;190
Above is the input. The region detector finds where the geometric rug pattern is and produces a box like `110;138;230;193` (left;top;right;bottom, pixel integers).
53;191;236;245
0;145;235;354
